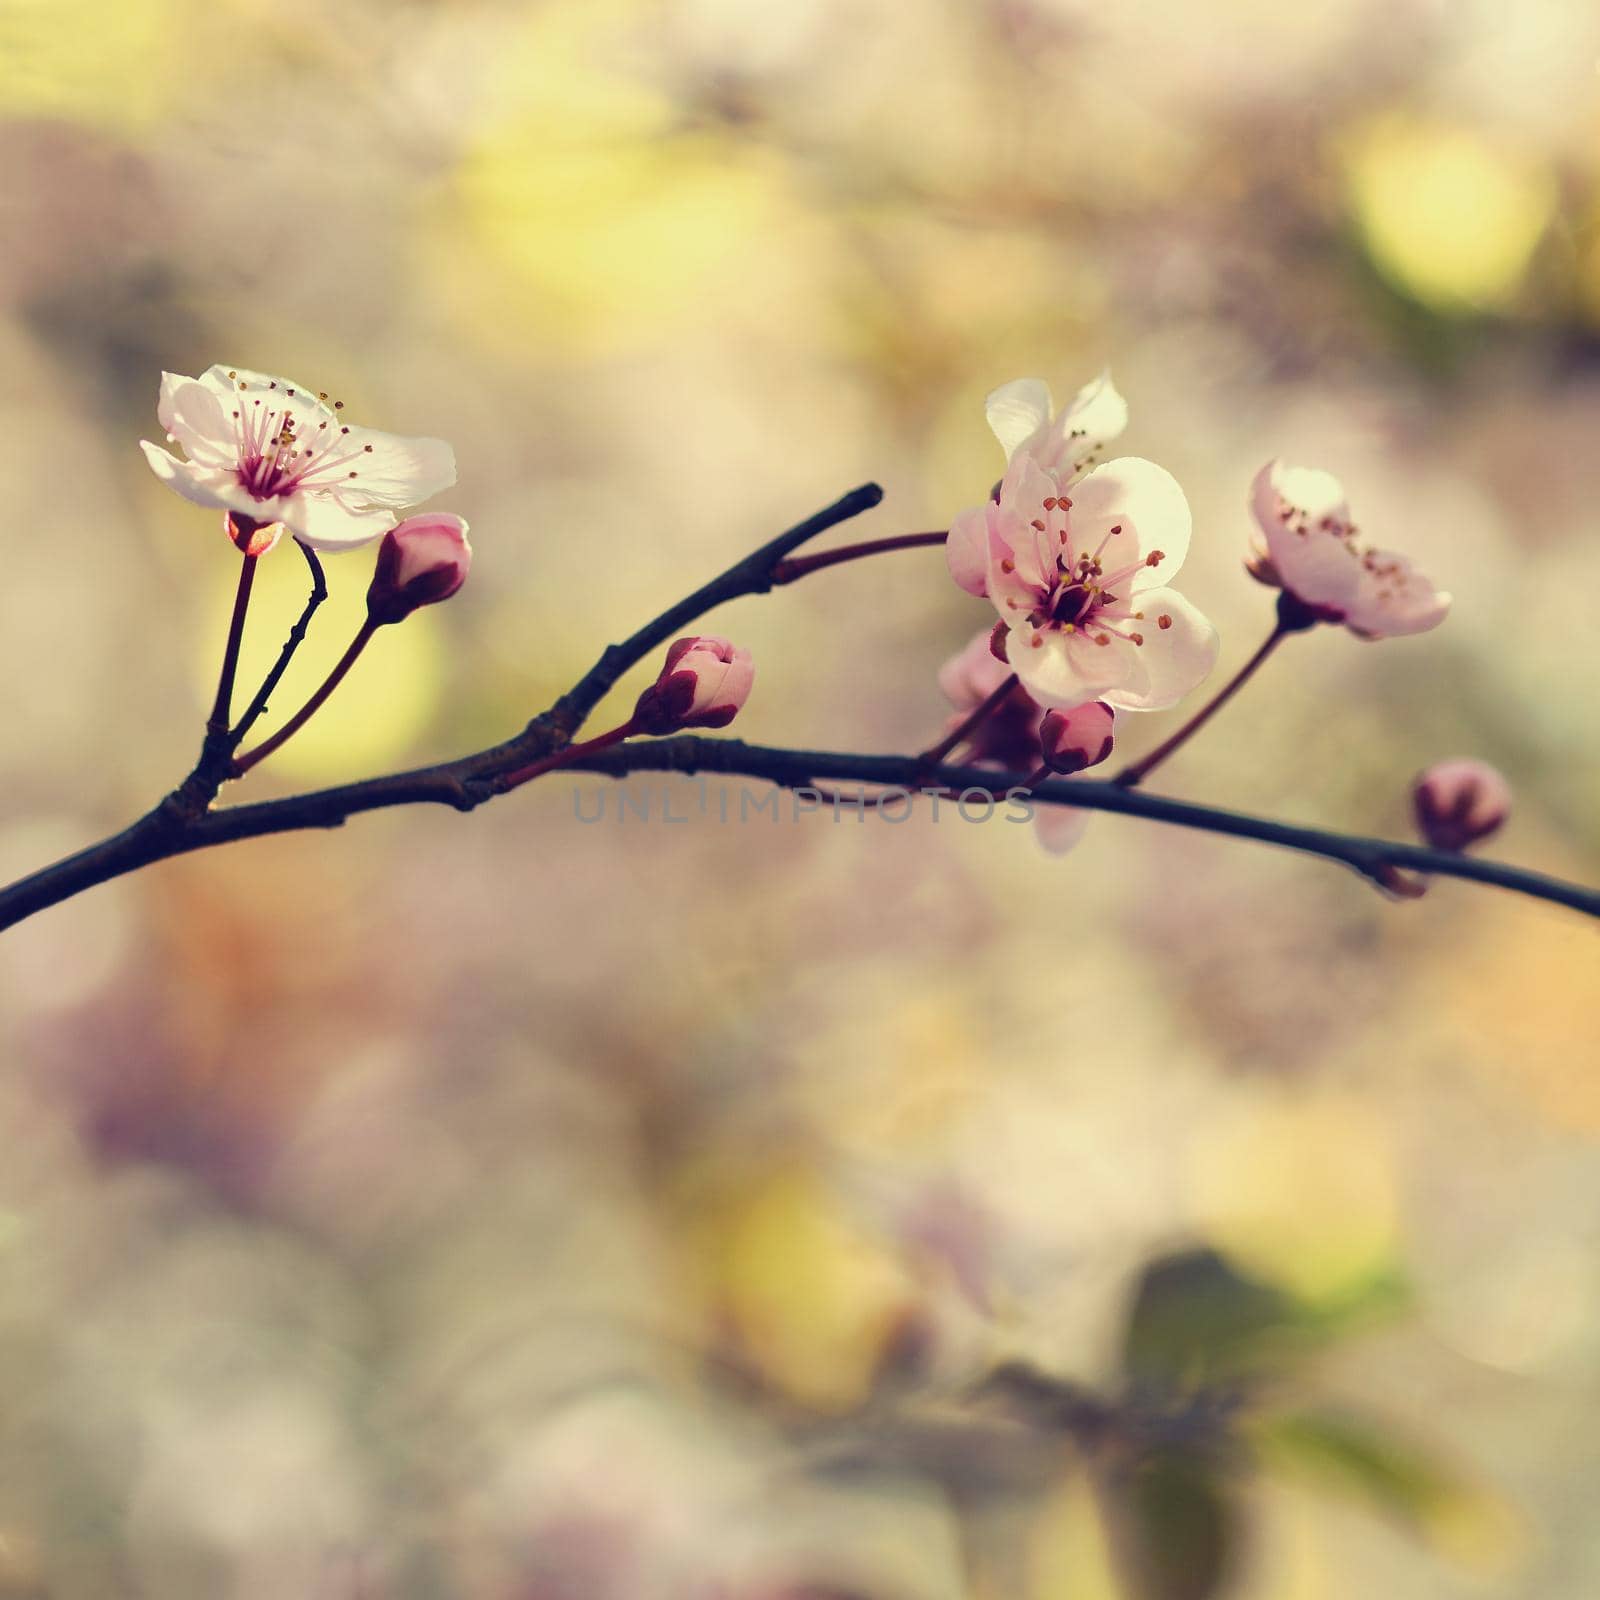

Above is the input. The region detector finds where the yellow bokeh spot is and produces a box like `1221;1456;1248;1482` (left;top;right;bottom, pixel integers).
1340;114;1556;313
0;0;190;129
421;0;788;354
693;1163;913;1413
1191;1095;1398;1303
193;544;442;785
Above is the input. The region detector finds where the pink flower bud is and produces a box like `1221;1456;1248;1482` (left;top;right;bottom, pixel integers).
1038;701;1115;775
1412;759;1511;852
366;513;471;626
632;636;754;734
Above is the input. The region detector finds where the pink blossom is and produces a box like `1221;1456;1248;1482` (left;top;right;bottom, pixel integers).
1249;461;1450;638
937;628;1110;854
948;449;1218;713
142;365;456;553
1413;759;1511;852
633;637;754;734
366;513;472;625
1039;701;1115;775
983;371;1128;478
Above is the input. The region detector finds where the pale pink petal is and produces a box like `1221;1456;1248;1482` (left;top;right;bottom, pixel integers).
140;441;235;510
1344;548;1451;639
1010;623;1136;710
946;504;992;597
329;426;457;507
1069;457;1192;590
275;488;396;551
938;628;1011;708
1270;530;1366;619
1054;369;1128;456
1250;459;1366;612
1251;460;1350;547
984;511;1052;622
985;378;1053;460
194;364;304;404
156;373;235;467
1099;588;1219;712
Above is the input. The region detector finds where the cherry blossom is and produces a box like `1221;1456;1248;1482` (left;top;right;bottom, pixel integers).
948;450;1218;713
1249;461;1450;638
366;513;472;625
142;365;456;553
633;637;755;734
936;628;1110;853
1413;759;1511;852
983;370;1128;477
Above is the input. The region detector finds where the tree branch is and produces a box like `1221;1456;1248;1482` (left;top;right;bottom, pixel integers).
2;736;1594;931
2;480;1594;932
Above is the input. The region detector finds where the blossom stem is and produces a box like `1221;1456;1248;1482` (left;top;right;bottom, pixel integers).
206;552;259;738
920;673;1019;767
232;618;378;776
229;539;328;749
769;530;947;584
496;722;639;792
1113;622;1288;788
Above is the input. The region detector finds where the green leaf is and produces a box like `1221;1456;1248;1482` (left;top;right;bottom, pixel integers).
1256;1407;1473;1530
1105;1452;1241;1600
1120;1248;1410;1394
1121;1248;1306;1390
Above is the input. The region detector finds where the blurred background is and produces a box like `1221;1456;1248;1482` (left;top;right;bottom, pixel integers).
2;0;1599;1595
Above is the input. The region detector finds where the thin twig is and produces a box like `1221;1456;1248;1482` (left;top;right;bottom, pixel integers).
770;529;947;584
232;620;377;775
206;552;259;738
1116;620;1289;788
229;539;328;749
920;673;1018;768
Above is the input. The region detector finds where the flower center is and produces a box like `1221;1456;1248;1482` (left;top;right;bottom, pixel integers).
224;372;373;502
1050;578;1099;627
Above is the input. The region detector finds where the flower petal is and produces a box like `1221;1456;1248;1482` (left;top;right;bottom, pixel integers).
332;427;457;507
1057;369;1128;456
156;373;236;468
1345;548;1451;639
1070;457;1192;589
275;488;396;551
946;504;992;597
1009;623;1136;710
1099;587;1219;712
985;377;1052;460
1250;459;1363;613
140;441;235;510
938;627;1011;708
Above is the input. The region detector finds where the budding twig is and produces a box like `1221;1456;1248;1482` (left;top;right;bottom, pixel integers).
205;551;259;739
232;619;377;776
229;539;328;750
769;530;948;584
0;482;1594;932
